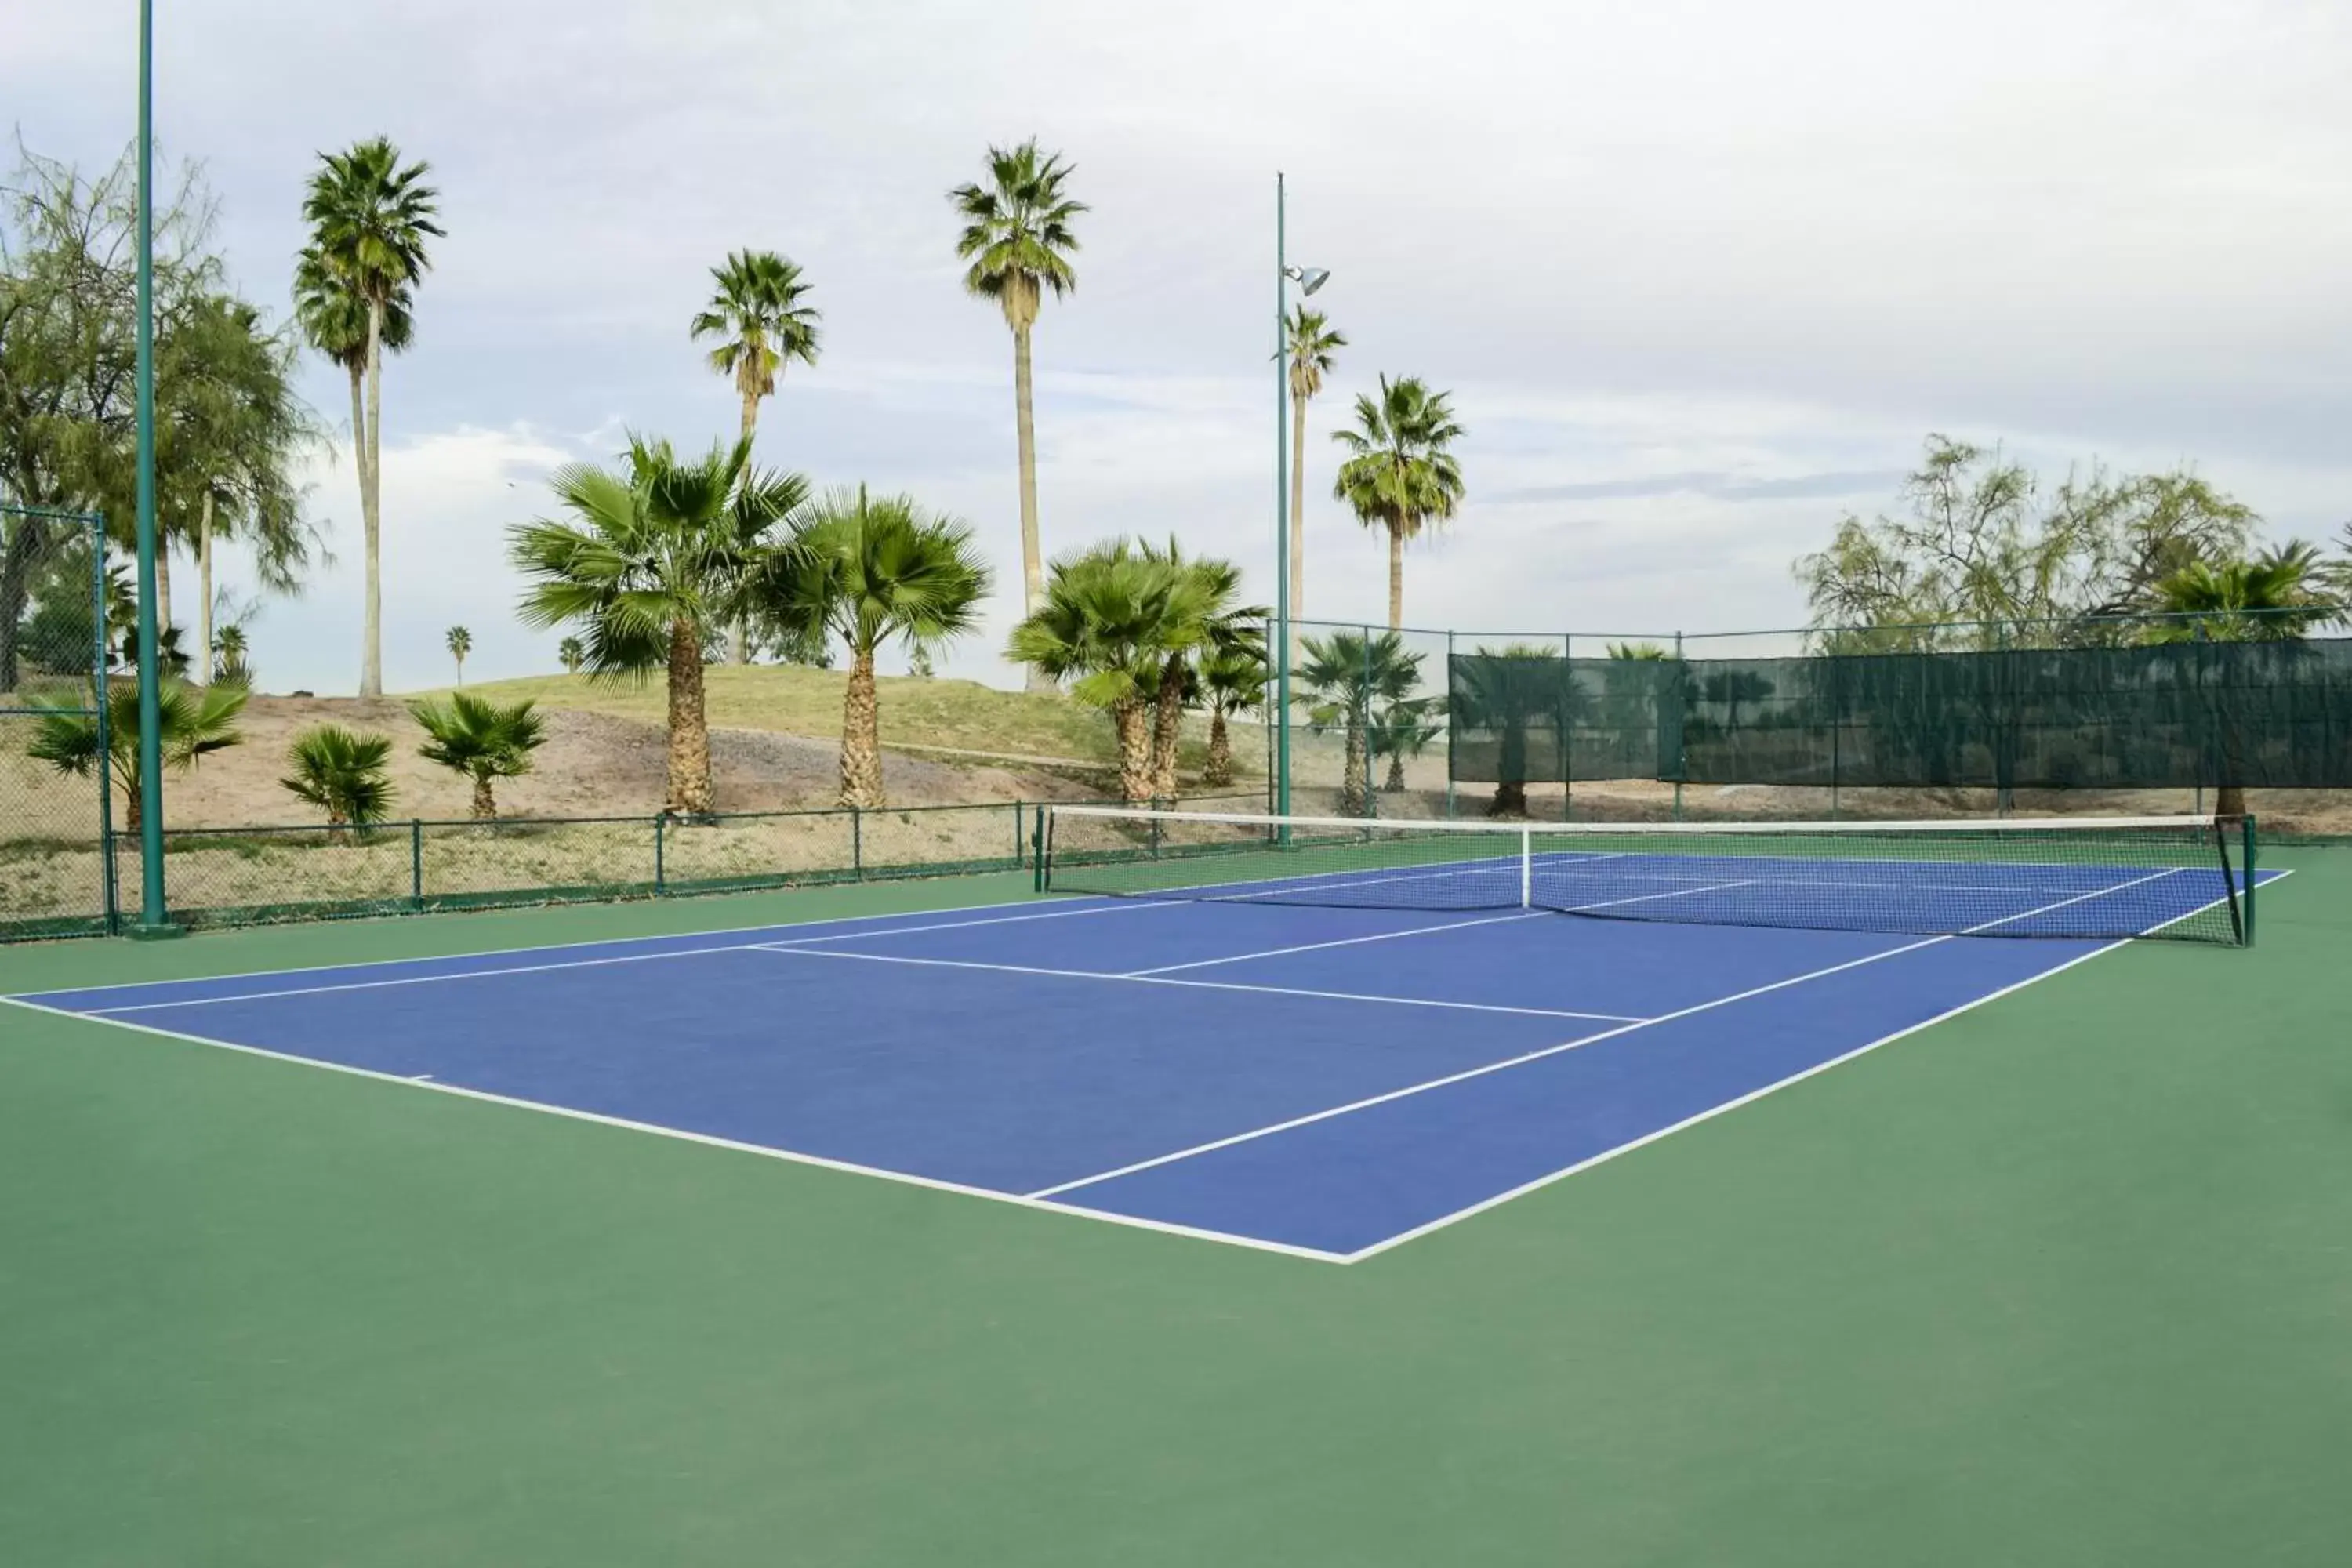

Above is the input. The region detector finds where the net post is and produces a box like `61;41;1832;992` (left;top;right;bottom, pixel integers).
409;818;423;909
1519;825;1532;909
2243;813;2257;948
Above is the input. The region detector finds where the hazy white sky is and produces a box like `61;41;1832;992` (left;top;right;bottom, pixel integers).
12;0;2350;690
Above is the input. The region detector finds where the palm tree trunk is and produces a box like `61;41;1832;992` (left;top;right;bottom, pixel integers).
1388;521;1405;630
1385;753;1406;793
154;529;172;634
1151;655;1184;800
1206;710;1232;787
359;302;386;699
837;644;885;808
471;775;496;820
1112;699;1152;804
666;616;713;814
732;387;760;665
1341;720;1367;817
196;488;213;684
1014;323;1052;695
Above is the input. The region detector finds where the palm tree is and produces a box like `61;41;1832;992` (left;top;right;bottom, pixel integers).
1298;630;1425;816
445;624;471;685
2147;542;2334;816
1370;695;1445;794
1007;542;1182;803
509;436;808;815
214;622;253;685
1283;307;1347;623
281;724;396;828
557;635;585;675
1196;638;1266;789
691;249;822;664
298;136;442;699
1454;644;1568;817
742;486;991;808
410;691;545;819
1332;375;1467;630
26;677;247;833
949;140;1087;689
1134;539;1262;800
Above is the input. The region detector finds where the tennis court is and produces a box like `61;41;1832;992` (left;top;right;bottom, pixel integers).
5;811;2281;1261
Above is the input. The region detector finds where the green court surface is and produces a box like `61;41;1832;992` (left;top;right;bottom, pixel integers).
4;857;2350;1566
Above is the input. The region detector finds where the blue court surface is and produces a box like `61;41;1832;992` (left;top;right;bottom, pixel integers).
9;867;2273;1263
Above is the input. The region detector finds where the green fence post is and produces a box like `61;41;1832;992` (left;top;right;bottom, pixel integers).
2243;813;2257;948
1444;629;1457;820
89;513;119;935
1672;631;1685;822
851;806;864;880
1014;802;1025;869
409;819;423;909
653;812;666;895
1033;809;1048;894
1562;631;1573;822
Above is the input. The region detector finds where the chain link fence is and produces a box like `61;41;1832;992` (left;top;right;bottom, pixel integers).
2;505;113;939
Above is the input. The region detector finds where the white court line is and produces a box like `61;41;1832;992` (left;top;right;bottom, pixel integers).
1566;878;1756;913
747;943;1648;1023
1025;934;1951;1200
1028;862;2183;1202
1959;866;2182;931
1342;869;2282;1261
1121;910;1547;976
71;898;1173;1016
14;886;1103;1007
0;994;1352;1265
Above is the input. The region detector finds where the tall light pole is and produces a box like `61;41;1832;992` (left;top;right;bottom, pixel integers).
129;0;176;938
1273;172;1328;827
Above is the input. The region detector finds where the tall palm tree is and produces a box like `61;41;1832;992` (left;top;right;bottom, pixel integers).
298;136;442;699
1332;375;1467;630
410;691;545;819
1007;542;1182;803
691;249;822;664
1297;630;1425;816
949;140;1086;690
445;624;472;685
557;636;585;675
742;486;991;808
509;437;808;815
26;677;246;833
1283;307;1347;622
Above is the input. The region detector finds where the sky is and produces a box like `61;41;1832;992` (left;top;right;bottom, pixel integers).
10;0;2350;691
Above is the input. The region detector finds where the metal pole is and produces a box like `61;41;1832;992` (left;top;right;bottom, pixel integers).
128;0;176;939
1562;631;1573;822
1444;629;1457;819
1671;630;1685;822
89;514;119;933
1272;191;1297;825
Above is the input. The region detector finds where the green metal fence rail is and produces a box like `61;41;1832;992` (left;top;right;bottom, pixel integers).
2;793;1265;943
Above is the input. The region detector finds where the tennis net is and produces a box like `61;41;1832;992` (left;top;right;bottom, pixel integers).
1040;807;2256;945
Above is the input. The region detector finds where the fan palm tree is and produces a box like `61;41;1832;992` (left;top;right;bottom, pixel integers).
949;140;1086;689
1134;539;1263;800
1370;695;1445;794
1297;630;1425;816
691;249;822;664
1333;375;1467;630
25;677;247;833
742;486;991;808
1453;644;1568;817
2147;542;2334;816
1196;638;1267;789
1283;307;1347;622
214;622;253;685
410;691;545;819
557;635;584;675
508;436;808;815
297;136;442;699
1007;542;1184;803
281;724;396;829
445;624;471;685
